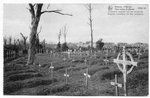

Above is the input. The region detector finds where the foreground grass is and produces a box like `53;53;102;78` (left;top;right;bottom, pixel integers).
4;52;149;96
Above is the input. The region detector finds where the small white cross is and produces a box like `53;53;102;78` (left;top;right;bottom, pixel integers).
39;64;41;67
49;62;54;69
64;74;69;77
110;82;122;88
63;58;67;61
110;74;122;96
84;73;91;78
137;52;142;55
103;59;109;62
50;65;54;69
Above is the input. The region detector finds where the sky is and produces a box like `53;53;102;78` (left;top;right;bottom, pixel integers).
3;4;149;44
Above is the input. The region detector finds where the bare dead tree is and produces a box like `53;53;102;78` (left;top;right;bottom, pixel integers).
17;39;21;49
42;39;46;51
87;4;94;53
13;39;17;45
27;4;72;65
58;29;62;43
20;33;28;51
63;25;67;43
4;37;7;45
8;36;12;45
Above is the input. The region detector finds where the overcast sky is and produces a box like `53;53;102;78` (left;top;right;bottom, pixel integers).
3;4;149;44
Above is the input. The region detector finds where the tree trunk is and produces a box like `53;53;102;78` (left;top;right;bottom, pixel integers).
27;18;40;65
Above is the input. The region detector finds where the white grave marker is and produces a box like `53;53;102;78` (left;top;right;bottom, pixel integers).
103;59;109;65
84;68;91;88
137;52;142;61
113;46;137;96
49;62;54;79
84;58;87;65
64;68;69;84
39;64;41;67
110;74;122;96
103;49;109;65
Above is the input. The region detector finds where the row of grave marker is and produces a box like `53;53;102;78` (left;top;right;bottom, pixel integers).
38;46;138;96
46;58;91;86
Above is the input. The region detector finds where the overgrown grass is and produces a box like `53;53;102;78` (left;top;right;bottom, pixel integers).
127;68;148;96
4;52;148;96
4;64;29;72
37;84;70;95
7;73;43;82
5;69;36;77
101;70;122;80
4;78;58;94
89;66;109;76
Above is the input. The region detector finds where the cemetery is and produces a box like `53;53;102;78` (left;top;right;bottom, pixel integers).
3;3;148;96
4;45;148;96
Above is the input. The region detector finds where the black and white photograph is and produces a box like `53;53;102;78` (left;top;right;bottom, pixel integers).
2;0;149;96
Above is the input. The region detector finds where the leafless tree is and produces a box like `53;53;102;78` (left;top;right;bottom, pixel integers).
20;33;28;51
87;4;94;53
42;39;46;50
8;36;12;45
58;29;62;43
4;37;7;45
17;39;21;49
13;39;17;45
63;25;67;43
27;4;72;65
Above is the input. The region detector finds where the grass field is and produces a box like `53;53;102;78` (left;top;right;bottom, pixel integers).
4;52;149;96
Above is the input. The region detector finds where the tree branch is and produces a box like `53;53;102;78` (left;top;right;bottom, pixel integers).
37;26;42;34
47;4;50;10
28;4;35;18
20;32;28;40
20;32;25;38
35;4;43;17
41;10;72;16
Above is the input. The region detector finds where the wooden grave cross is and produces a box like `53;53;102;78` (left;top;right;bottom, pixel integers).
110;74;122;96
64;68;69;84
103;55;109;65
137;52;142;61
49;62;54;79
84;58;87;65
39;64;41;67
103;49;109;65
84;68;91;88
113;46;137;96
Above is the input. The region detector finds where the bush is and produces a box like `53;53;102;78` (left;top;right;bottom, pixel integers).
62;42;69;51
96;39;104;51
56;42;61;52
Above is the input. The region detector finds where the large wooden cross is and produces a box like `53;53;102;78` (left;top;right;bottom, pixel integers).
113;46;137;96
110;74;122;96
